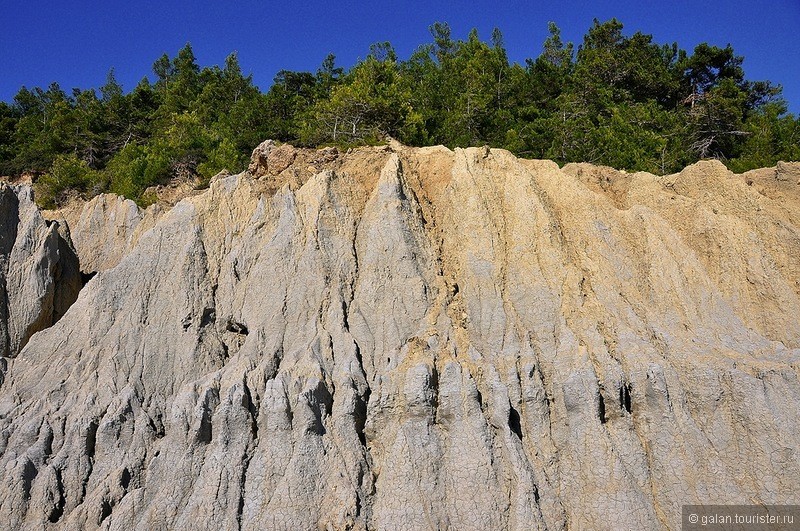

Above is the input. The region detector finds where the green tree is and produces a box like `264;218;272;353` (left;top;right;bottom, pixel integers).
302;46;417;145
197;136;243;182
100;69;124;101
511;23;574;157
35;153;102;208
153;43;201;115
104;143;159;200
424;27;513;146
152;53;174;96
264;69;317;141
13;83;77;172
728;102;800;171
430;22;456;63
0;102;19;174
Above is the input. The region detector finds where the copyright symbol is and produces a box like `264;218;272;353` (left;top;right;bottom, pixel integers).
689;514;699;524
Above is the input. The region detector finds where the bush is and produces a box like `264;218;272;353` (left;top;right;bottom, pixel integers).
104;143;171;203
34;154;101;208
197;137;244;184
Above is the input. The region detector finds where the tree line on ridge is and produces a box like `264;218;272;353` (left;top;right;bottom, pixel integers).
0;19;797;207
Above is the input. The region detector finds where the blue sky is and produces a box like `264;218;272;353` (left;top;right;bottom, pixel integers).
2;0;799;113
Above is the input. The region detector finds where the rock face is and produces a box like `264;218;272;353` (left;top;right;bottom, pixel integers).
0;145;799;530
45;194;159;274
0;183;81;366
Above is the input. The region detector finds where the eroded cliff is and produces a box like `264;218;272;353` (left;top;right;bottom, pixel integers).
0;143;798;530
0;184;80;366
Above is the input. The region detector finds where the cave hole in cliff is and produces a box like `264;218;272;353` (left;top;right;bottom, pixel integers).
47;468;66;523
621;383;632;414
22;459;38;498
341;299;350;329
355;388;370;447
48;500;64;524
307;383;334;436
598;391;607;423
508;405;523;439
85;421;98;459
197;405;213;444
81;271;97;287
225;319;249;335
99;499;112;524
200;308;216;328
149;412;166;439
120;468;131;490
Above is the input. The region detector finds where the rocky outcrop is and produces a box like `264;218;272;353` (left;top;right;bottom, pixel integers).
45;194;161;274
0;184;81;369
0;145;798;530
775;160;800;183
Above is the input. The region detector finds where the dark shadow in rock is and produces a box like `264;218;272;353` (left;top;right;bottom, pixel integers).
509;405;523;439
598;390;607;424
621;382;632;414
226;319;249;335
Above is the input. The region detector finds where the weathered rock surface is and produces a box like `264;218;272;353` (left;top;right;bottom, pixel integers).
0;183;81;367
44;194;160;274
0;145;799;530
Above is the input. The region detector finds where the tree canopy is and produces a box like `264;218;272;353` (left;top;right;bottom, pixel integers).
0;21;797;207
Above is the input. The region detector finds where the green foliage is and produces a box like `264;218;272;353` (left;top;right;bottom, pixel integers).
0;23;797;209
34;154;103;208
301;50;416;145
104;143;167;200
0;102;18;175
197;137;244;182
12;83;77;172
728;102;800;172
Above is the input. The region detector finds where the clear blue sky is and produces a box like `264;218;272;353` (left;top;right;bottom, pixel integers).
2;0;799;113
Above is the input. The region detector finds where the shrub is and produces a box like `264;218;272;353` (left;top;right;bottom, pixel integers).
34;154;101;208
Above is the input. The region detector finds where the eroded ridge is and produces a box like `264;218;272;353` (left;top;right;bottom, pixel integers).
0;145;798;530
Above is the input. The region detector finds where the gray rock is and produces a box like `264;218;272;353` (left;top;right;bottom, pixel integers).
776;160;800;183
0;183;81;365
0;147;798;530
247;139;277;178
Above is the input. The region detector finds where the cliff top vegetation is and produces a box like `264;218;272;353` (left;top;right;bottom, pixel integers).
0;19;796;207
